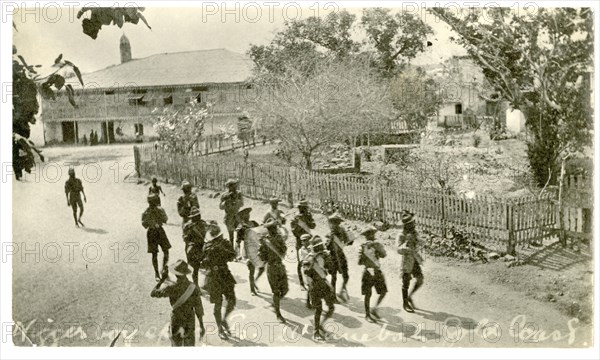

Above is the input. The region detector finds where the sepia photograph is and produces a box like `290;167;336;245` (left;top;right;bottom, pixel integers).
1;1;599;358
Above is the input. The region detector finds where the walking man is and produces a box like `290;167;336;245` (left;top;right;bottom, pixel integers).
326;213;353;302
183;207;206;286
303;235;335;342
290;199;316;290
220;179;244;249
358;225;387;323
259;219;289;323
235;206;264;295
397;210;424;313
149;177;166;206
177;180;200;226
64;167;86;227
298;234;313;308
142;193;171;282
151;259;205;346
200;222;237;340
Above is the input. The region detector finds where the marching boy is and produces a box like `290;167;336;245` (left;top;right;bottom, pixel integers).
358;225;387;323
397;210;424;313
142;193;171;282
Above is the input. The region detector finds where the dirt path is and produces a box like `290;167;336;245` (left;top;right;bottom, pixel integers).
11;146;593;347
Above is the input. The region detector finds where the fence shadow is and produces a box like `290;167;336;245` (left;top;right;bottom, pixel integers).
523;241;592;271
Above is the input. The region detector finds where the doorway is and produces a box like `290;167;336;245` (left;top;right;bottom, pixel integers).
101;121;116;144
61;121;77;143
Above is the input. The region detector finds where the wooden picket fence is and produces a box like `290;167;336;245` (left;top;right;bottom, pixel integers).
134;144;560;255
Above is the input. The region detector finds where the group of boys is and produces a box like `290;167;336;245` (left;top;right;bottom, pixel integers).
143;177;425;346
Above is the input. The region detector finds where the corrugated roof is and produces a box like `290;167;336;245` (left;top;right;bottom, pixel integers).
72;48;254;90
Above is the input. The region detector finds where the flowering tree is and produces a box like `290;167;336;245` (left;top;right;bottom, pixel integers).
153;103;208;154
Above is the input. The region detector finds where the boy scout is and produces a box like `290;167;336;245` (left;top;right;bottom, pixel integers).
298;234;313;308
200;222;237;340
220;178;244;248
183;207;207;286
149;177;166;206
151;259;205;346
290;200;316;290
64;167;87;227
235;206;264;295
259;219;289;323
263;197;286;225
142;193;171;282
177;180;200;226
358;225;387;323
326;213;353;302
304;235;335;342
397;210;424;313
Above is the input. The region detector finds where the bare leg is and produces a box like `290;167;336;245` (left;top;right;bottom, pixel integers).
151;253;160;280
162;250;169;276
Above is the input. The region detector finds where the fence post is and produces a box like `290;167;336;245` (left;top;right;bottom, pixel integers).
133;146;141;178
379;182;385;223
287;167;294;207
441;193;447;238
507;203;516;256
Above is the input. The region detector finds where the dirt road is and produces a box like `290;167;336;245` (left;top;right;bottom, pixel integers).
10;145;593;347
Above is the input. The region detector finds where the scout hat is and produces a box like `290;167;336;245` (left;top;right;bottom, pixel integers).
311;235;326;252
361;225;378;236
181;180;192;190
401;210;415;224
238;206;253;216
297;199;309;208
264;218;278;229
300;234;312;242
189;207;201;219
225;178;238;187
328;213;344;223
269;197;281;204
207;223;223;241
171;259;192;276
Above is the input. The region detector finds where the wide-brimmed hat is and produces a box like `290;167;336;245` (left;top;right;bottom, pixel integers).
297;199;309;208
401;210;415;224
264;218;278;229
225;178;238;187
328;213;344;223
180;180;192;190
238;206;252;216
361;225;378;236
300;234;312;242
171;259;192;276
207;224;223;241
269;197;281;204
189;207;201;219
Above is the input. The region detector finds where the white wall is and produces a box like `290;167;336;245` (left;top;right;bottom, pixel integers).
506;108;526;133
29;115;45;146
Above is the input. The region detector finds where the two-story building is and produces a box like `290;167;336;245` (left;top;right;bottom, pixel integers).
35;35;255;146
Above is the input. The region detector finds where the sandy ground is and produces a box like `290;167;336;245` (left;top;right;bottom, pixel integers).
11;145;593;347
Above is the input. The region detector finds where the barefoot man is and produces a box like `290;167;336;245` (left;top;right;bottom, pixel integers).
64;167;86;227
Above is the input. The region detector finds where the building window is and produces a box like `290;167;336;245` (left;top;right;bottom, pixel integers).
134;123;144;135
163;95;173;105
455;103;463;115
128;94;145;106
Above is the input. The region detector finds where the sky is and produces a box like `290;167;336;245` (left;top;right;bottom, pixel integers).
13;4;466;75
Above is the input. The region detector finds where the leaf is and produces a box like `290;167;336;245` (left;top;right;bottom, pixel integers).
64;60;84;86
65;84;78;107
54;54;63;64
13;22;17;31
137;12;152;29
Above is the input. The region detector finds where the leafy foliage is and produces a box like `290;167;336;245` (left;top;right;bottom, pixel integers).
77;7;151;39
248;8;432;78
431;7;594;186
153;103;208;154
389;68;441;129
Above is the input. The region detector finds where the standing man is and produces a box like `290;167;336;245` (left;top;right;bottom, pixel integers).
142;193;171;282
263;197;286;225
65;167;86;227
298;234;313;308
259;219;289;323
304;235;335;342
358;225;387;323
177;180;200;226
200;222;237;340
151;259;205;347
220;178;244;249
235;206;264;295
290;199;316;290
397;210;424;313
326;213;353;302
183;207;207;286
149;177;166;206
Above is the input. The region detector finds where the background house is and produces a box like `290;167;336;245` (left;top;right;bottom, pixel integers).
34;35;255;146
